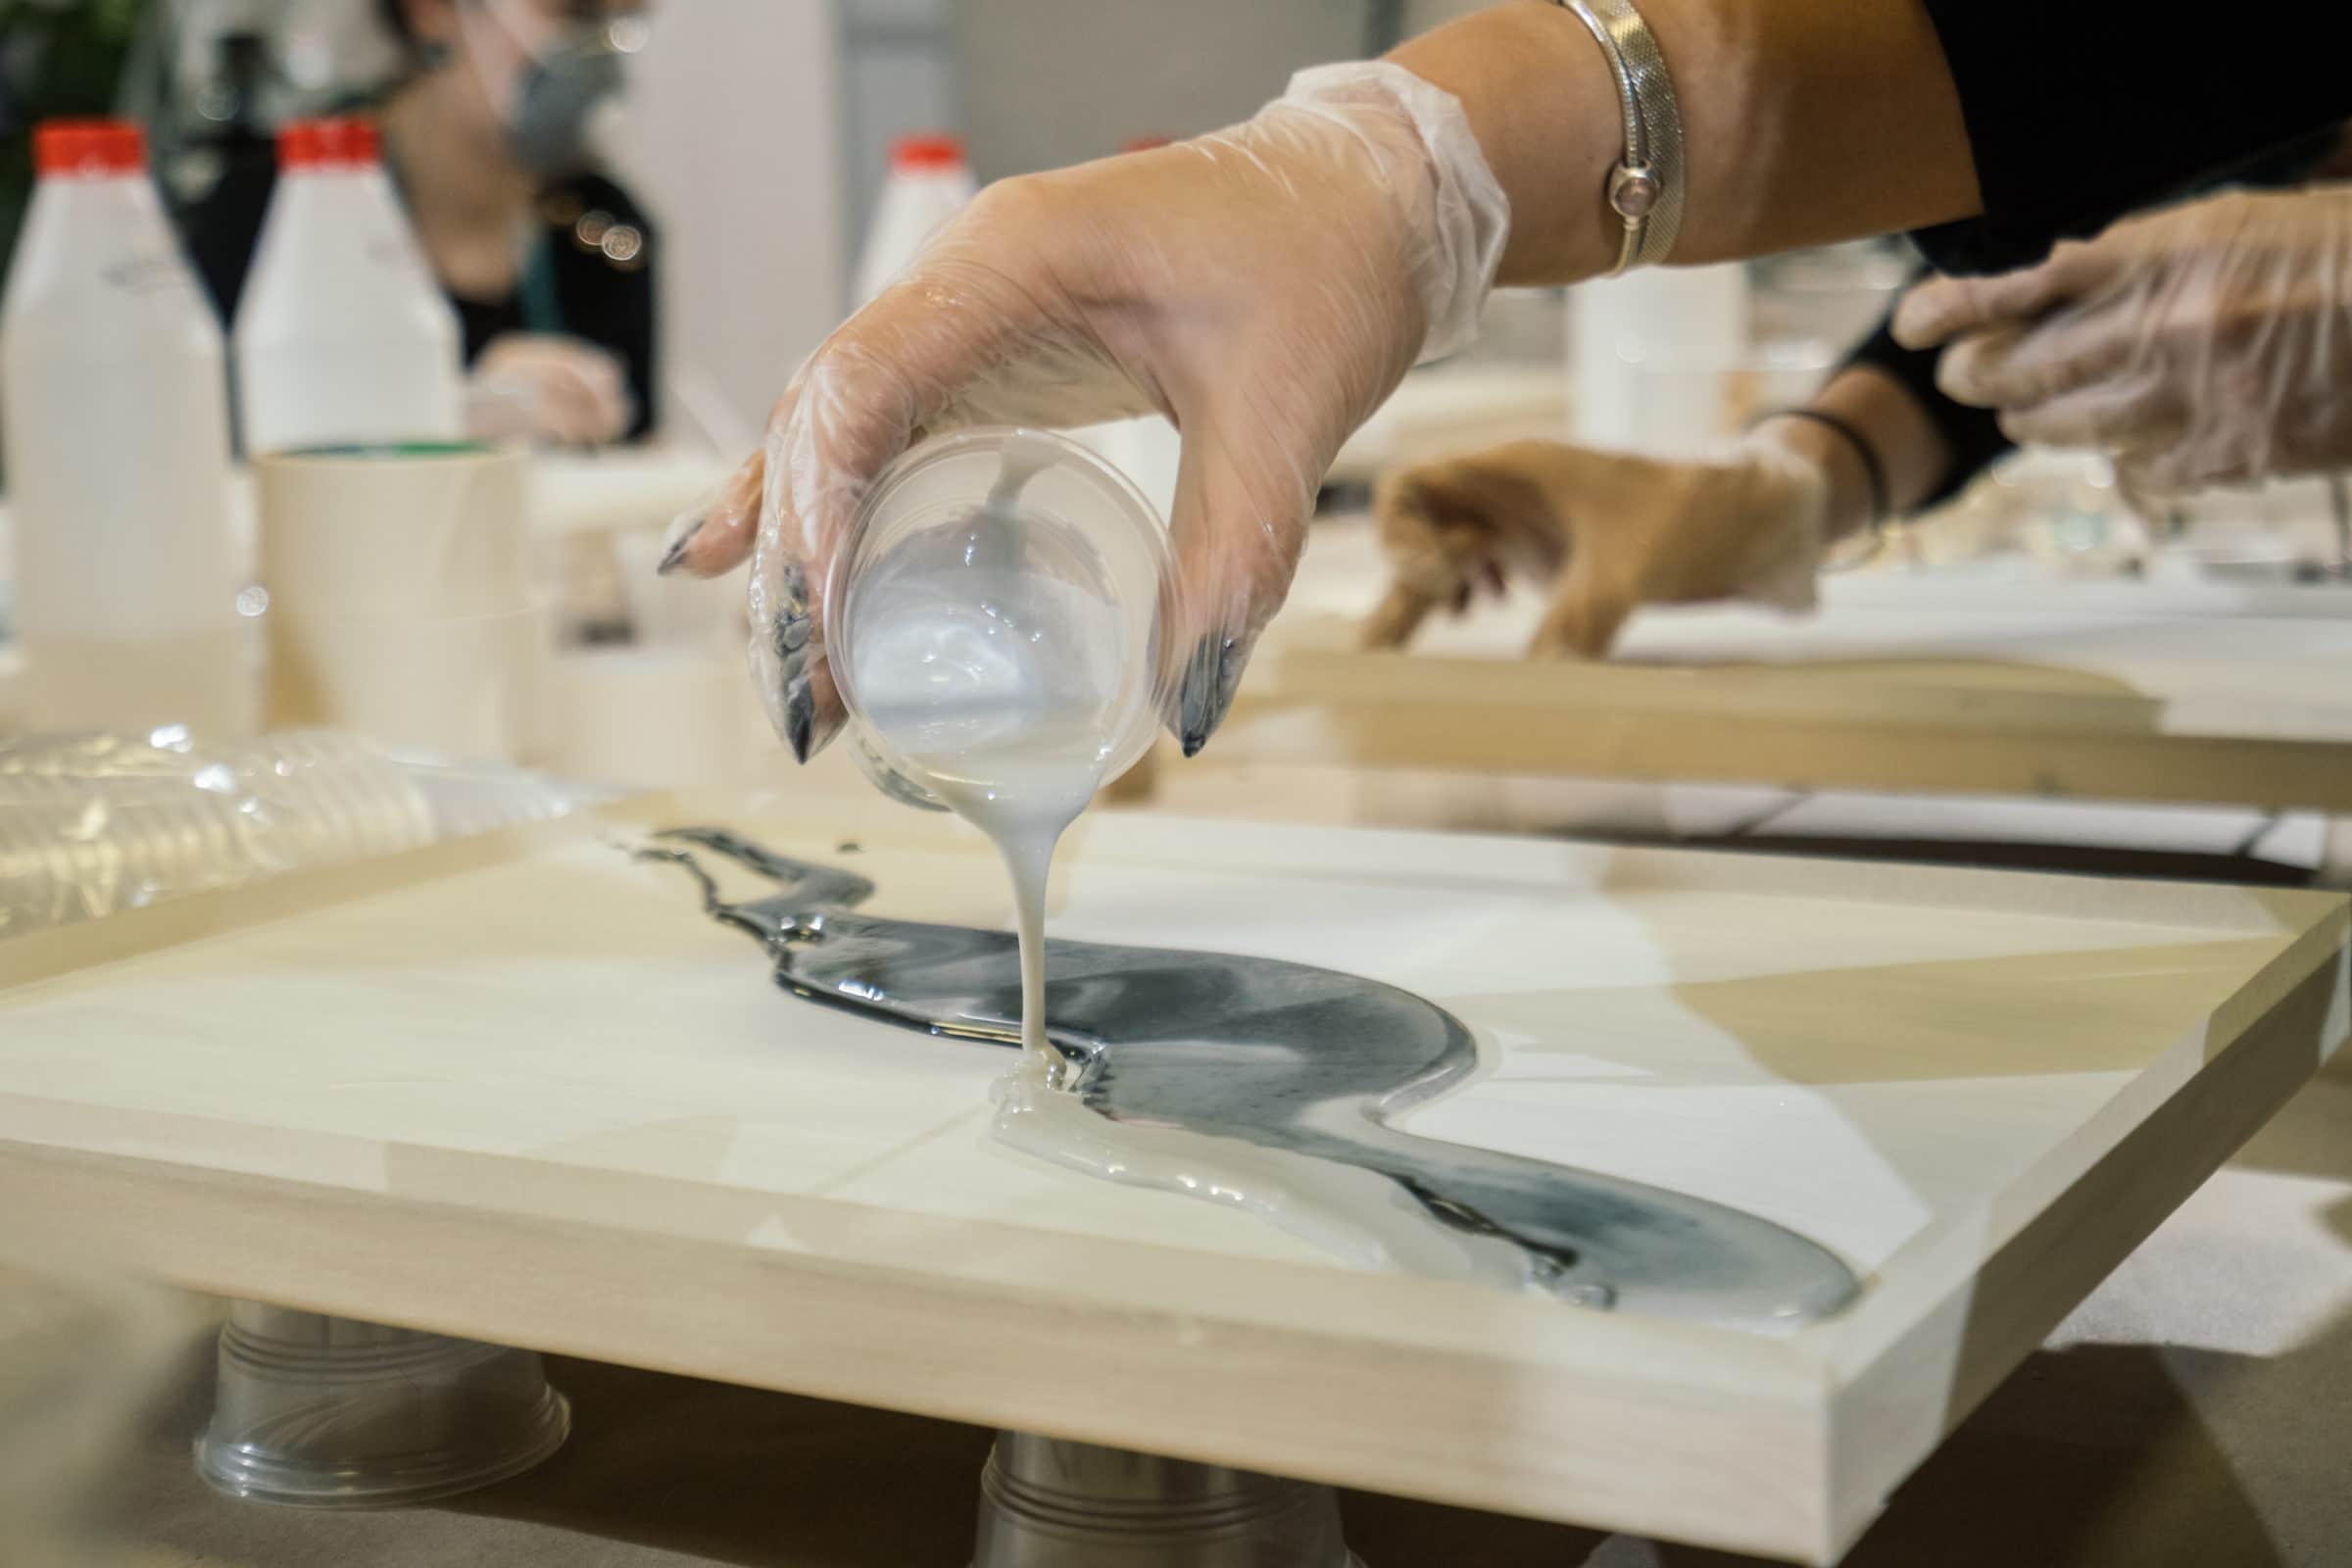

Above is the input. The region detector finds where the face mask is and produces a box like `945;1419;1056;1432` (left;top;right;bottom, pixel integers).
466;2;636;178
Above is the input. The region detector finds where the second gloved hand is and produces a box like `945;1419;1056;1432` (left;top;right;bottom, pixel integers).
1892;188;2352;493
1363;434;1832;658
660;62;1507;761
466;333;634;446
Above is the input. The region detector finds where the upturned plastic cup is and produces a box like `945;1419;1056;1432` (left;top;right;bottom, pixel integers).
193;1302;569;1507
824;427;1173;811
971;1431;1364;1567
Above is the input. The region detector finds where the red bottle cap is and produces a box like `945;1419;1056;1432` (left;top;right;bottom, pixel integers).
890;133;966;172
33;120;146;178
279;118;381;172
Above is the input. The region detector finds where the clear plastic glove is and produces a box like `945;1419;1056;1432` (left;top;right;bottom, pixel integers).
1892;188;2352;494
466;333;634;447
1362;435;1830;657
658;63;1507;760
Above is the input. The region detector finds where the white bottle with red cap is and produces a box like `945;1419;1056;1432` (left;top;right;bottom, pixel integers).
0;119;250;736
852;133;979;308
233;118;464;456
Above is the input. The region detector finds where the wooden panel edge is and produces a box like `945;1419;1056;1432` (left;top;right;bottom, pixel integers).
1816;934;2351;1556
0;1140;1834;1558
1219;692;2352;813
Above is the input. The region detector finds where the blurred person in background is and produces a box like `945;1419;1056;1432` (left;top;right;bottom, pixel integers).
1363;126;2352;659
184;0;656;445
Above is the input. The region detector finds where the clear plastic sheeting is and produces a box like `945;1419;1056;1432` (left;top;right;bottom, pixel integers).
0;728;587;938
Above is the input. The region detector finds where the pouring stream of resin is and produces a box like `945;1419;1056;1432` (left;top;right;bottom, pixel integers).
838;437;1117;1085
642;828;1860;1329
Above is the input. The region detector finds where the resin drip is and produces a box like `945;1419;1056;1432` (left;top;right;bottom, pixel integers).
643;830;1862;1329
908;735;1101;1072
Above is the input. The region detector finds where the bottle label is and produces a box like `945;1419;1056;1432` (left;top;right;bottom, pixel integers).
101;252;199;300
366;233;417;269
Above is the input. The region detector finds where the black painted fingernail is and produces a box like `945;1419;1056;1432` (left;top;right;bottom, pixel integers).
769;563;817;676
1176;632;1249;759
782;684;813;763
772;606;812;665
655;514;705;575
776;563;810;618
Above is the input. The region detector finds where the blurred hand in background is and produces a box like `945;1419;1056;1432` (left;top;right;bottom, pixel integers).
1895;187;2352;494
465;332;634;446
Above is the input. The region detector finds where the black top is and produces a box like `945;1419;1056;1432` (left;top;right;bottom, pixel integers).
181;153;659;441
1842;0;2352;507
1907;0;2352;276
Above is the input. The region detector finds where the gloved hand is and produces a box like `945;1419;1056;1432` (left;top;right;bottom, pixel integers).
1892;188;2352;493
658;62;1507;761
466;333;634;447
1362;435;1831;657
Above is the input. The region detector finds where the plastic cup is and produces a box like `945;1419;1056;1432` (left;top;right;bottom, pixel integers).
824;427;1172;811
971;1430;1362;1567
193;1301;569;1508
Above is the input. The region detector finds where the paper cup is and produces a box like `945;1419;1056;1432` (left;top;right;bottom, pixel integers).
257;442;534;621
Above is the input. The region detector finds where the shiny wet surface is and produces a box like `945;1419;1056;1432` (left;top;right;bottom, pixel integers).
643;827;1859;1326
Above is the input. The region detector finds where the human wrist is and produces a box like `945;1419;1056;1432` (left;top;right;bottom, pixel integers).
1278;62;1511;363
1751;413;1873;541
1388;3;1626;285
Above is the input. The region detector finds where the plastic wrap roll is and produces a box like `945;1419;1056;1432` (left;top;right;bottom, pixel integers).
266;605;553;763
256;443;531;620
0;730;431;934
0;729;583;937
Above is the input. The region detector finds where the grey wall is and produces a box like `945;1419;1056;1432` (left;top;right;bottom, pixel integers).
955;0;1382;182
1399;0;1489;35
836;0;1390;300
838;0;959;289
618;1;845;444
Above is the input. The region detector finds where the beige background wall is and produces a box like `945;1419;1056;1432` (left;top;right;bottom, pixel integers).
614;1;848;449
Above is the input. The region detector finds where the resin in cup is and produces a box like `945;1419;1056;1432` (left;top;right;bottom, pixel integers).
842;499;1133;1080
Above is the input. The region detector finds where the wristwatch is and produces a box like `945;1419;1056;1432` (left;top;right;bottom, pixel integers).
1552;0;1686;273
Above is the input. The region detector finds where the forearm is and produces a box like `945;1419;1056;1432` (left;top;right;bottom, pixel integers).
1756;365;1954;543
1390;0;1980;285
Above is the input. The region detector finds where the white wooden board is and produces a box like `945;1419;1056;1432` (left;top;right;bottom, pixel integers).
1237;522;2352;813
0;796;2344;1562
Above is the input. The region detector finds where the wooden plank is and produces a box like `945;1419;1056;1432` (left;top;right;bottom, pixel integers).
1226;655;2352;811
0;795;2342;1562
1223;522;2352;815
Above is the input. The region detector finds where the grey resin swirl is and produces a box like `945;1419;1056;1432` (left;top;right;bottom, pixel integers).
645;827;1859;1327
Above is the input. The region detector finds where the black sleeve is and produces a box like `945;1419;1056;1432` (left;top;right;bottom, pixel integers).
1842;296;2012;511
1909;1;2352;275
